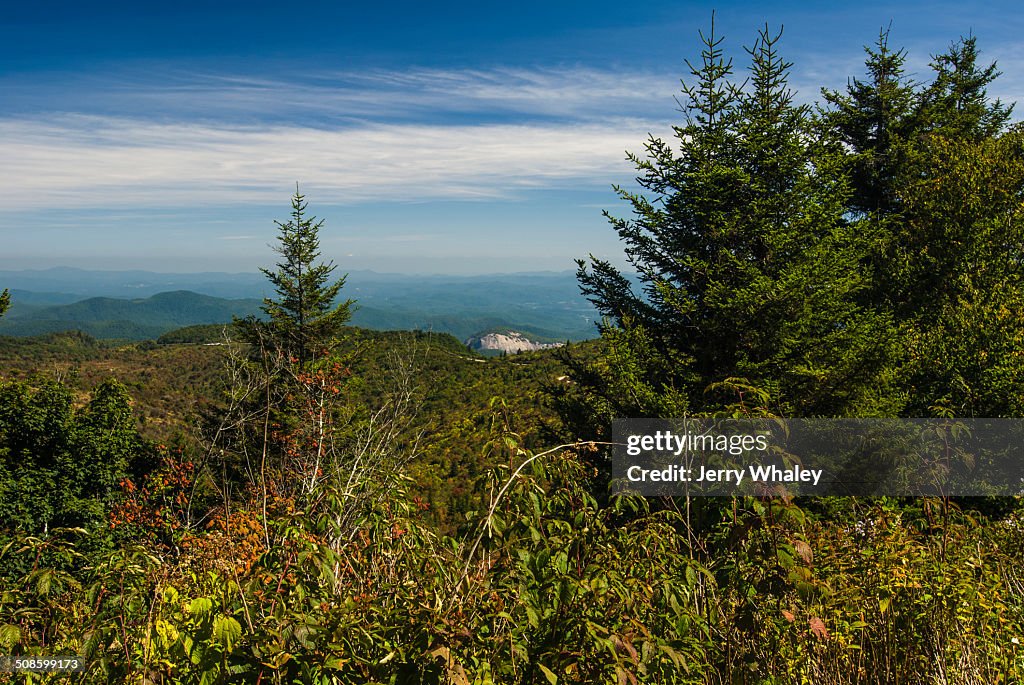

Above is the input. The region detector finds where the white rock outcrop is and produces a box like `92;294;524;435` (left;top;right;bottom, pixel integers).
466;331;563;354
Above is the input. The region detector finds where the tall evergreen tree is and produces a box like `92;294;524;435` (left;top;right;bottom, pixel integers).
823;29;1022;416
220;188;355;504
893;40;1022;416
249;186;353;366
822;31;1014;311
920;35;1013;141
821;28;919;219
568;23;894;433
0;289;9;319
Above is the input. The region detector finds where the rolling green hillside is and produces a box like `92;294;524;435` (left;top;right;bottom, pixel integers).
0;291;264;340
0;325;594;531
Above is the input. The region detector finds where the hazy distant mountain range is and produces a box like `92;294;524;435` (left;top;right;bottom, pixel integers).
0;268;599;342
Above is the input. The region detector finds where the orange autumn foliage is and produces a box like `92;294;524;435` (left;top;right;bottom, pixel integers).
180;508;267;576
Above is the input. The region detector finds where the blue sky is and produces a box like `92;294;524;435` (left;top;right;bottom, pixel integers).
2;1;1022;274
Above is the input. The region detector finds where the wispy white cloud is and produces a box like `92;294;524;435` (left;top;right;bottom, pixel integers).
316;66;678;118
0;65;684;213
67;65;681;124
0;114;663;211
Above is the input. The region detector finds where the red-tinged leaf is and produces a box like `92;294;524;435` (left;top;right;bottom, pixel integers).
809;616;829;640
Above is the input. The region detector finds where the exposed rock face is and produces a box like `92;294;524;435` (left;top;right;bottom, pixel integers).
466;331;564;354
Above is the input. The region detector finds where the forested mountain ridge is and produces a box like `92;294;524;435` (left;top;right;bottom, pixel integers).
0;291;264;340
0;282;598;341
0;271;598;341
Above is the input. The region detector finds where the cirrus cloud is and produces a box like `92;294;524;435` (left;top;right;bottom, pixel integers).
0;113;664;210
